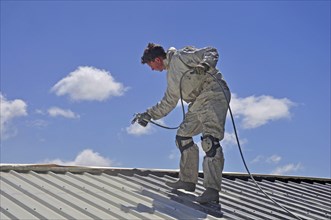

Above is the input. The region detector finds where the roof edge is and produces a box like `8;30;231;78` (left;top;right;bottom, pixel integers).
1;164;330;183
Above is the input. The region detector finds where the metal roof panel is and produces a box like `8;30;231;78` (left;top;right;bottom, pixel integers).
1;165;330;220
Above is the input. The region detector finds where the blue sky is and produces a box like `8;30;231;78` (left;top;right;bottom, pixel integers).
1;1;330;178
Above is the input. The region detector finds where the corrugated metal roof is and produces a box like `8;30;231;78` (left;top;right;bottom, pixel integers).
1;164;330;220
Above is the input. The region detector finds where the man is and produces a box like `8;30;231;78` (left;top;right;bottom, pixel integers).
136;43;231;204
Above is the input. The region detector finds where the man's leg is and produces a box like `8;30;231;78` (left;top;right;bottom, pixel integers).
201;135;224;191
165;136;199;192
196;135;224;203
166;111;202;191
196;90;230;203
177;136;199;184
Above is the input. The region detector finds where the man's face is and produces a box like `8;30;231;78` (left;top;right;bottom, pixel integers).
147;57;165;72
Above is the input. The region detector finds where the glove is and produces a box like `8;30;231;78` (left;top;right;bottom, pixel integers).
132;112;152;127
137;112;152;127
193;62;210;75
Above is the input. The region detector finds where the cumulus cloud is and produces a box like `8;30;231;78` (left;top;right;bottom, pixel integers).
126;119;165;136
176;100;189;108
42;149;117;167
47;107;80;119
230;94;295;129
26;119;49;128
271;163;303;175
250;154;302;175
126;123;155;136
266;154;282;164
35;109;45;115
51;66;128;101
0;93;28;140
251;155;264;164
222;131;247;148
251;154;282;164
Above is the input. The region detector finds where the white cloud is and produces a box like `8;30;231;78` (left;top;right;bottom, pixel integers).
51;66;128;101
26;119;49;128
35;109;45;115
251;154;282;164
271;163;303;175
42;149;117;167
176;100;189;108
251;155;265;164
222;131;247;148
126;122;155;136
266;154;282;164
126;119;165;136
48;107;80;119
0;93;28;140
230;94;295;129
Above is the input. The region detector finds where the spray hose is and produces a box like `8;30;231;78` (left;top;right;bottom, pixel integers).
208;73;302;220
146;70;302;220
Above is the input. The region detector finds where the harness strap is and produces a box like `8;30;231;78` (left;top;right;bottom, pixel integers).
176;135;194;154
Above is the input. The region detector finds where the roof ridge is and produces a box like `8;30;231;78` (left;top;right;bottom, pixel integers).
1;163;330;183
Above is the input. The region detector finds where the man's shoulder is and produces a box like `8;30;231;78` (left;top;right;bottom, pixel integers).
180;45;197;52
167;45;198;53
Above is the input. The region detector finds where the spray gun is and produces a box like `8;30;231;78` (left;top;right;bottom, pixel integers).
131;113;140;125
131;113;150;127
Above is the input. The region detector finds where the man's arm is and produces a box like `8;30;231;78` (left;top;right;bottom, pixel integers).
146;80;180;120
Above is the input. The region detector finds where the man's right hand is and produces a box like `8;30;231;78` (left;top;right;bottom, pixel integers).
132;112;152;127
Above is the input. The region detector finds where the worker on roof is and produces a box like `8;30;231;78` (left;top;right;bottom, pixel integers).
136;43;231;204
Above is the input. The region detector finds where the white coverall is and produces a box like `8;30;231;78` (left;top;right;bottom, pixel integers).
146;46;231;191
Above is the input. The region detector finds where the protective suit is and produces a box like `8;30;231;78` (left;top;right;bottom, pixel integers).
146;46;231;191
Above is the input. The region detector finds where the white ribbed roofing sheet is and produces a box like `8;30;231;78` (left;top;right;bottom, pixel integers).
0;167;330;220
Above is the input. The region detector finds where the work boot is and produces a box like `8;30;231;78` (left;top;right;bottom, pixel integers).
196;188;219;204
165;180;196;192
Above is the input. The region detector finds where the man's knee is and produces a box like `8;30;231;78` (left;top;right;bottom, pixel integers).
176;135;194;154
201;135;220;157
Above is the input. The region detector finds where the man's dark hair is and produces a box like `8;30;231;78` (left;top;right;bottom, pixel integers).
141;43;166;64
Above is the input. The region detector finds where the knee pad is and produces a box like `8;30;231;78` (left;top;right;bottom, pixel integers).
176;135;194;154
201;135;220;157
